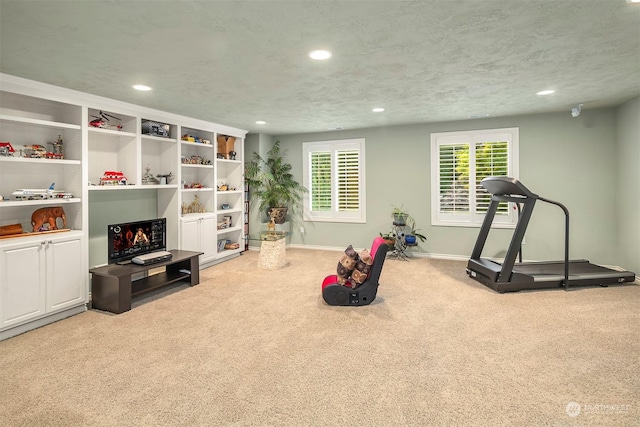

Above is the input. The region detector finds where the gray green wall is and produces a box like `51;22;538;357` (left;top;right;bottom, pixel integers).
245;104;637;272
88;190;158;268
616;98;640;274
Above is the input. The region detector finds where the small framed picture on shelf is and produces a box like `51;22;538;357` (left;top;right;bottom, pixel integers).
223;216;232;227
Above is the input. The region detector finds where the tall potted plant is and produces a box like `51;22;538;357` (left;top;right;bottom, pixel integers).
245;140;306;224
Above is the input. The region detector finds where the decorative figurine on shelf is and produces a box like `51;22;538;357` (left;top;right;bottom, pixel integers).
142;119;170;137
24;144;47;158
181;155;211;165
30;206;67;232
156;172;173;185
46;135;64;159
141;165;160;185
100;171;128;185
267;210;277;235
184;182;204;188
0;142;16;157
181;195;205;215
217;182;236;191
229;151;236;160
90;110;122;130
12;183;72;200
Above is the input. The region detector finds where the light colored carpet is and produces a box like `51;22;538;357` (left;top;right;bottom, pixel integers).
0;248;638;426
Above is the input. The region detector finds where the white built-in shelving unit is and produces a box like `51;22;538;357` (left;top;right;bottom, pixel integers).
0;73;247;340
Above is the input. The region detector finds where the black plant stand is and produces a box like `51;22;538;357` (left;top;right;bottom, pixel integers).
387;220;414;260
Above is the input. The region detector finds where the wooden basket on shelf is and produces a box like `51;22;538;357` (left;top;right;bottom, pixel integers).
217;135;236;159
0;223;23;237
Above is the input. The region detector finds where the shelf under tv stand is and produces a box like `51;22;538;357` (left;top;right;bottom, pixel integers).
89;249;203;314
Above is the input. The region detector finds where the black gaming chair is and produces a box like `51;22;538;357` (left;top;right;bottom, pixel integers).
321;237;388;306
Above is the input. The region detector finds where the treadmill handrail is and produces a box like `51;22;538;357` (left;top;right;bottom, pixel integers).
538;196;570;290
480;176;571;290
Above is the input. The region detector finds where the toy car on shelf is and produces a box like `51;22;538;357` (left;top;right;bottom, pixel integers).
24;144;47;158
142;120;170;137
99;171;128;185
12;183;73;200
45;152;64;159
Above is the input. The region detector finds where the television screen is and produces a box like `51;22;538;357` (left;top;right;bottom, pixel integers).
107;218;166;264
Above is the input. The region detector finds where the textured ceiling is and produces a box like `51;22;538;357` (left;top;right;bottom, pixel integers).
1;0;639;135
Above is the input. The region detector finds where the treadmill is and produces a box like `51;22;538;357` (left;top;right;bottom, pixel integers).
466;176;636;293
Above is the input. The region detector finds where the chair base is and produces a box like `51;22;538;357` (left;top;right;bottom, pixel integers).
322;275;377;306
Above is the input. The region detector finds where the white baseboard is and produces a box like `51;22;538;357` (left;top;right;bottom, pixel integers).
287;243;470;261
0;304;86;341
287;243;345;252
282;245;639;283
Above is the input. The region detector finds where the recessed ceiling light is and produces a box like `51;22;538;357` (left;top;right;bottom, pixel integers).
133;84;152;91
255;121;266;125
372;107;385;113
468;114;490;119
626;0;640;4
328;126;344;130
536;89;555;96
308;50;332;60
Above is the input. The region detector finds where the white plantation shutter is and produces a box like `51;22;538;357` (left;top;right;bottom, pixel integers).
438;143;469;214
474;141;509;215
336;149;360;211
303;139;366;223
310;151;332;211
431;128;519;227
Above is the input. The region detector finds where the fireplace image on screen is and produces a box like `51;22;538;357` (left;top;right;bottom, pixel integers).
108;218;167;264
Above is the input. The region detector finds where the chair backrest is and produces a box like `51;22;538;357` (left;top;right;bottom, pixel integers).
366;237;388;285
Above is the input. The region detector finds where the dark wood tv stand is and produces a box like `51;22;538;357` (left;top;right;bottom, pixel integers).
89;250;203;314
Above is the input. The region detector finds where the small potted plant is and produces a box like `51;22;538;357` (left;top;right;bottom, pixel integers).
404;227;426;246
391;205;409;226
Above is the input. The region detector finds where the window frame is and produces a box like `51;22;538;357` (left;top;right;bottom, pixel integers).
430;127;519;228
302;138;366;223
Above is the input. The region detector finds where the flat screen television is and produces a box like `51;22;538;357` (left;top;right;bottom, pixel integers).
107;218;166;264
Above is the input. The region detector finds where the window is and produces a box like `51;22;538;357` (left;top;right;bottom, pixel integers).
303;138;366;223
430;128;519;227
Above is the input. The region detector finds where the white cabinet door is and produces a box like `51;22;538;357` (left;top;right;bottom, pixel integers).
0;240;46;328
180;217;201;252
200;216;217;262
0;234;86;331
46;237;85;312
180;215;217;263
